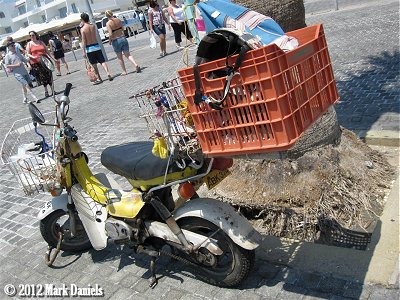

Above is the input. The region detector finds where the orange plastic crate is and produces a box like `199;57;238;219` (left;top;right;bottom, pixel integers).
177;24;339;157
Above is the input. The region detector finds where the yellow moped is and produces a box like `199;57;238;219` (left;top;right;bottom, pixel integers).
23;83;260;288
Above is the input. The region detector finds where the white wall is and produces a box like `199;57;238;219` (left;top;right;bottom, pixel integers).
4;0;136;34
0;0;18;33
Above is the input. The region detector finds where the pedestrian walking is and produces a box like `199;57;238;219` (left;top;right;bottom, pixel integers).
48;31;70;76
4;41;38;104
105;10;141;75
80;12;113;84
139;11;147;31
6;36;35;87
26;31;55;98
148;0;172;57
0;52;7;77
167;0;193;49
6;37;25;56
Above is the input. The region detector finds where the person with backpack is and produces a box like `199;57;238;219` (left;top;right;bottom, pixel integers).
48;31;70;76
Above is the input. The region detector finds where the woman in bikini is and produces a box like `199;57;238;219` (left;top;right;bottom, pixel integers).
106;10;141;75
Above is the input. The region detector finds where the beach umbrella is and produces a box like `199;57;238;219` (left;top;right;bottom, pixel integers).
60;13;82;26
12;23;44;41
1;37;8;46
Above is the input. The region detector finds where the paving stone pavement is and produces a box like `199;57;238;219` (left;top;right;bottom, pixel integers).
0;1;398;299
306;0;399;135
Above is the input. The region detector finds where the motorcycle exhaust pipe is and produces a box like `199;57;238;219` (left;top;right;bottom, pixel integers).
144;220;223;255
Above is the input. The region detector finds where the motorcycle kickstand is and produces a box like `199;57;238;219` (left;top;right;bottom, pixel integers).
135;245;159;288
44;231;63;267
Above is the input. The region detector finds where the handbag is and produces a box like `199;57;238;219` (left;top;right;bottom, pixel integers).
149;33;157;49
85;59;97;82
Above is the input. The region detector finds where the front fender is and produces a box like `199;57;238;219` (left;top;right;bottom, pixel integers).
173;198;261;250
37;193;68;220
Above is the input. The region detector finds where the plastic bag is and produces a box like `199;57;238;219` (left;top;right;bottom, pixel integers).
152;137;168;159
271;35;299;52
150;33;157;49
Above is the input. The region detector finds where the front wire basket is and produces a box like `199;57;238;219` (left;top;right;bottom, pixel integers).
1;113;58;196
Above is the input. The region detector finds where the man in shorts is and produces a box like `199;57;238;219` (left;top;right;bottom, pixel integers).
80;12;113;84
48;31;70;76
4;41;39;104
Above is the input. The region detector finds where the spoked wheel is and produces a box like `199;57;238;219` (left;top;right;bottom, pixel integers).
40;210;92;252
177;217;255;287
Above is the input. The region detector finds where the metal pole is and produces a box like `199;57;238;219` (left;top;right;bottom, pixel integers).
83;0;108;61
69;27;77;61
70;45;77;61
334;0;339;11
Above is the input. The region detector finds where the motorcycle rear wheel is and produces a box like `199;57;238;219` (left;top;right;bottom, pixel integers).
177;217;255;287
40;210;92;252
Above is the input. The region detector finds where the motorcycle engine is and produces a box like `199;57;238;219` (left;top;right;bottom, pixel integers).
105;218;132;241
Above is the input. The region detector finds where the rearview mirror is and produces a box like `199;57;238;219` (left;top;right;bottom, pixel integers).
28;103;45;125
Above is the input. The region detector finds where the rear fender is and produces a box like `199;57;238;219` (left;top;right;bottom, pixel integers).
37;193;68;220
173;198;261;250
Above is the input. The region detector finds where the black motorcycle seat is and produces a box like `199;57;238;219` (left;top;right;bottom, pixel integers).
100;141;181;181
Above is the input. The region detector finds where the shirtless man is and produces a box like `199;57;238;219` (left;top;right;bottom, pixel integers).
80;12;113;84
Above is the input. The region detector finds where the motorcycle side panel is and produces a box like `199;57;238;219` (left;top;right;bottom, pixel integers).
37;194;68;220
71;184;108;250
173;198;262;250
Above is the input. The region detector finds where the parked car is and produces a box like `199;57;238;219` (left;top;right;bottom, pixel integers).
72;37;81;50
100;10;143;39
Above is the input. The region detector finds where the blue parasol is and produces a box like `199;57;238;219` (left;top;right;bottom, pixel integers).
197;0;285;45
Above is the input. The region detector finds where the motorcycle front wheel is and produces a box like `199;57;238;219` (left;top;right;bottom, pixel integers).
40;210;92;252
177;217;255;287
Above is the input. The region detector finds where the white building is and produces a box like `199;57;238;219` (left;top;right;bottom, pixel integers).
0;0;17;37
1;0;137;35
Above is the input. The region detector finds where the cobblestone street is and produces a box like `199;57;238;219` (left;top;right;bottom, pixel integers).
0;1;398;299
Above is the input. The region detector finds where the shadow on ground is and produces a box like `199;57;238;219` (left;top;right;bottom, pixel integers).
48;219;380;299
335;50;399;131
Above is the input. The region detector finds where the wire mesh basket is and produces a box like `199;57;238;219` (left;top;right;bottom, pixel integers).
133;78;201;158
1;114;58;196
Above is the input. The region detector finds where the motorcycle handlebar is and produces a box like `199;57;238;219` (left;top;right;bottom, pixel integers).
64;126;78;142
64;83;72;97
